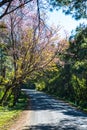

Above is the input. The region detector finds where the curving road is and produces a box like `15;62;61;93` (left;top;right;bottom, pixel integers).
22;89;87;130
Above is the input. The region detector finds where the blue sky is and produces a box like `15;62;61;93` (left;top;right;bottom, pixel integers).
46;9;87;38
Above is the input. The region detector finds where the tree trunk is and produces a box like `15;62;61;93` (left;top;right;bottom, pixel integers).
0;86;10;105
12;86;21;106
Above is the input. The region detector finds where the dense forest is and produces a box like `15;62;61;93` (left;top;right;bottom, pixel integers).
36;24;87;109
0;0;87;110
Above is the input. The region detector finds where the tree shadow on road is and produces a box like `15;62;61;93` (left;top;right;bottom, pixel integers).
22;119;79;130
26;90;87;118
21;90;87;130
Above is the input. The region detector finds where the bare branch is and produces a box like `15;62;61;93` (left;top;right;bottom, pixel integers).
0;0;33;19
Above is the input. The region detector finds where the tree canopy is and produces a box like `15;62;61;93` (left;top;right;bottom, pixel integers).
0;5;65;106
37;24;87;108
0;0;87;111
50;0;87;19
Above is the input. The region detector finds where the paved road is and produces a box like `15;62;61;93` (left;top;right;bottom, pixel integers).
22;89;87;130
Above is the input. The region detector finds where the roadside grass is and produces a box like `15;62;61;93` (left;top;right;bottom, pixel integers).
83;108;87;112
0;91;29;130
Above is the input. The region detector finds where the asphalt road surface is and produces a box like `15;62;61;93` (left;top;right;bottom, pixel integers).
22;89;87;130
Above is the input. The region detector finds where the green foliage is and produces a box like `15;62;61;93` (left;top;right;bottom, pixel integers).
41;24;87;110
35;81;46;91
50;0;87;19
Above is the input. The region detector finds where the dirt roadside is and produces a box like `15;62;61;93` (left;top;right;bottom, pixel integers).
9;109;31;130
9;98;31;130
